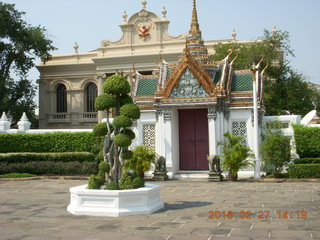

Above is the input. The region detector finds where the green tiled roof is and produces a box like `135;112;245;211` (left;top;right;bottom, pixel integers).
136;78;158;96
213;69;222;83
231;73;253;91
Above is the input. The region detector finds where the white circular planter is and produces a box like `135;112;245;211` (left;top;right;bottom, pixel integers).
67;183;164;217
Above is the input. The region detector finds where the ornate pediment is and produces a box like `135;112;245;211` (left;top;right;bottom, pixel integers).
169;68;209;98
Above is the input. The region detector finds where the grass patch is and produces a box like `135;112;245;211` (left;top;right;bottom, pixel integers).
0;173;37;178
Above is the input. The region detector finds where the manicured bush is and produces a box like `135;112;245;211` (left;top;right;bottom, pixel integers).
121;129;135;140
121;149;133;160
93;122;113;137
0;132;94;153
95;93;117;111
288;164;320;178
114;133;132;147
88;175;104;189
119;173;134;189
107;181;120;190
112;115;132;128
103;74;131;95
0;152;95;163
293;125;320;158
118;95;133;105
120;104;141;120
0;161;98;175
0;173;37;178
132;176;145;189
294;158;320;164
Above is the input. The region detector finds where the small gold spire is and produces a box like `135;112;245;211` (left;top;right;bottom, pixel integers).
189;0;201;36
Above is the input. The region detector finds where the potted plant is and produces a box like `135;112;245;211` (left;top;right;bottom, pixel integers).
218;132;252;181
67;75;164;216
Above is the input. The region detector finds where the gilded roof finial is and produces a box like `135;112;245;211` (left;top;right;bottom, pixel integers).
142;0;147;9
189;0;201;36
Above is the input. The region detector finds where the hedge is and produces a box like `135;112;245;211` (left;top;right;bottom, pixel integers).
293;125;320;158
288;164;320;178
294;158;320;164
0;152;95;163
0;132;94;153
0;161;98;175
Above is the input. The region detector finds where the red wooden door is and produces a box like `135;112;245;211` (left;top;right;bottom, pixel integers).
179;109;209;170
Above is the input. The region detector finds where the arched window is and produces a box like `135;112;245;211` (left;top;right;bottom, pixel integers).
86;83;97;112
56;84;67;113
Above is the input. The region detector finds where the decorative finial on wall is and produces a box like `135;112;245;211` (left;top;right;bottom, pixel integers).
272;26;277;35
73;42;79;54
232;29;237;41
123;10;128;23
162;6;167;19
142;0;147;9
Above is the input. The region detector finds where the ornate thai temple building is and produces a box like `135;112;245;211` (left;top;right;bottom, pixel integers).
37;0;267;176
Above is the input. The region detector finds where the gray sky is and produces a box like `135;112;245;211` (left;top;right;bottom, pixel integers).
4;0;320;91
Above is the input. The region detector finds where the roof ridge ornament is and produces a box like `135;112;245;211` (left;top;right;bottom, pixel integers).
142;0;147;9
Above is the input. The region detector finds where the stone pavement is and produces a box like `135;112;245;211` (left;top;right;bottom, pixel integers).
0;179;319;240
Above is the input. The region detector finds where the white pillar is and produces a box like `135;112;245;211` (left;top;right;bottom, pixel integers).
163;108;174;176
253;72;261;179
208;107;217;155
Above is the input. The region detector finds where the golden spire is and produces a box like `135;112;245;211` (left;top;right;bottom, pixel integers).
189;0;201;36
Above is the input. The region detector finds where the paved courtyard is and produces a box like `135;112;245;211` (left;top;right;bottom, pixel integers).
0;179;319;240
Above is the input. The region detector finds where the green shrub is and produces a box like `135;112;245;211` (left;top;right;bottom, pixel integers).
88;175;103;189
114;133;132;147
0;132;94;153
97;161;109;182
121;129;135;140
261;131;291;176
294;158;320;164
118;95;133;105
0;152;95;163
103;75;130;95
124;145;155;178
132;177;145;189
121;149;133;160
93;122;113;137
112;115;132;128
107;181;120;190
293;125;320;158
0;173;37;178
120;104;141;120
119;173;134;189
0;161;98;175
288;164;320;178
94;93;117;111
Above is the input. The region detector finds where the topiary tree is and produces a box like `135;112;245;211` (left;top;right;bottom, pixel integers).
92;74;140;184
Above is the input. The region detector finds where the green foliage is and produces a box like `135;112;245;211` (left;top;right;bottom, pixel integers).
293;125;320;158
119;173;134;189
0;152;95;163
0;161;98;175
288;164;320;178
0;3;56;126
95;150;104;162
0;173;37;178
97;161;109;182
211;29;320;116
132;176;145;189
124;145;155;178
0;132;94;153
218;132;252;176
121;129;135;140
88;175;103;189
121;149;133;160
103;75;130;95
95;94;117;111
294;158;320;164
120;104;141;120
118;95;133;106
93;122;113;137
113;133;132;147
112;115;133;128
261;122;291;175
107;181;120;190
